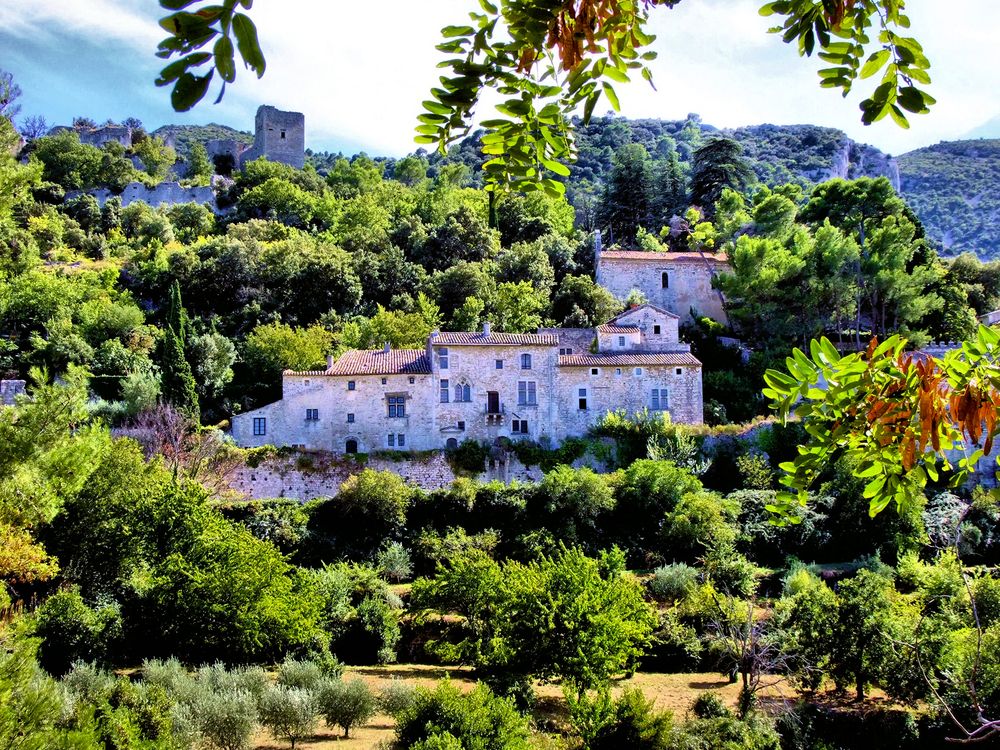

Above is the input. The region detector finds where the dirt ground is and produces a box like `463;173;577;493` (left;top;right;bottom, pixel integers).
251;665;797;749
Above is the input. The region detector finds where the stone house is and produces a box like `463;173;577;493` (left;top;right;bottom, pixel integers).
230;304;703;452
595;242;730;324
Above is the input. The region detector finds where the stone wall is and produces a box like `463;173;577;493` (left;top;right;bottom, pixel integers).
67;182;216;210
227;449;552;500
596;251;729;323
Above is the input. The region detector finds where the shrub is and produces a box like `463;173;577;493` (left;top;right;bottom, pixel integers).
379;679;418;717
192;688;258;750
34;588;121;675
278;658;324;691
590;688;673;750
648;563;699;602
394;681;532;750
258;685;319;750
317;678;376;738
446;439;490;474
691;691;731;720
378;541;414;582
735;452;773;490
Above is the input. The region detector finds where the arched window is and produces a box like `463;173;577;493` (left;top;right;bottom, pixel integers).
345;439;358;454
661;271;669;289
446;437;459;450
454;381;471;402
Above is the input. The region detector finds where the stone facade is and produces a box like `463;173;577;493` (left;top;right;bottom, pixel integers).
50;124;134;149
596;244;730;324
240;105;305;170
0;380;25;406
231;306;703;453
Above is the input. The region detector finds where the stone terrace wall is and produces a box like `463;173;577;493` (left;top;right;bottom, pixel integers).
67;182;216;210
228;450;549;501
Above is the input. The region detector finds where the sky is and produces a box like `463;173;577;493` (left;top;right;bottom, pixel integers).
1;0;997;158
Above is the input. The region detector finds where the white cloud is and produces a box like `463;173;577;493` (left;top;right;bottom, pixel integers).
1;0;997;155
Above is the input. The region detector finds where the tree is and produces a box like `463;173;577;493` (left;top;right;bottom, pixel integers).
551;275;621;328
187;142;214;182
161;326;200;421
690;138;754;214
0;69;21;120
19;115;48;141
258;686;318;750
597;143;654;246
317;679;376;738
155;2;932;194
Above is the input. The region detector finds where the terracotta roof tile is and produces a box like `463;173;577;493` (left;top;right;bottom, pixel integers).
599;250;728;263
558;352;701;367
285;349;431;377
433;332;558;346
597;324;640;334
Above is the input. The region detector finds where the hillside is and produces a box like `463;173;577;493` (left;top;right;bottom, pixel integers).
897;139;1000;258
152;122;252;159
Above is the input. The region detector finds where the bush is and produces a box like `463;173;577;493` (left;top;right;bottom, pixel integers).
394;681;532;750
192;688;258;750
691;691;731;720
648;563;699;602
34;588;120;675
590;688;673;750
446;439;490;475
379;679;418;717
258;685;319;750
378;541;414;582
278;658;324;691
317;678;376;738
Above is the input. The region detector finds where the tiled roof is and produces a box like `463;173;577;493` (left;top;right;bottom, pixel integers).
285;349;431;377
606;303;679;324
558;352;701;367
597;324;640;334
599;250;728;263
433;332;558;346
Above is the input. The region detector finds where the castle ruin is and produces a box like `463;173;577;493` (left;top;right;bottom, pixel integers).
206;105;305;171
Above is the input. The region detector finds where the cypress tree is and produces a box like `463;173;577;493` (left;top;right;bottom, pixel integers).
689;137;754;215
167;280;189;347
161;326;200;422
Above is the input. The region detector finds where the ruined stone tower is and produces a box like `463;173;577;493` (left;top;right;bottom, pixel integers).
240;105;305;169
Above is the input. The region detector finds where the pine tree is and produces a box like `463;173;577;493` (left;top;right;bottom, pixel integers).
161;327;200;421
597;143;654;247
167;280;189;346
653;151;687;227
689;137;754;215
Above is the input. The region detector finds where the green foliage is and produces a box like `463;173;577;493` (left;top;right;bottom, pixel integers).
648;563;699;603
378;541;414;583
258;685;318;750
393;681;531;750
446;439;490;475
317;678;376;738
690;138;754;213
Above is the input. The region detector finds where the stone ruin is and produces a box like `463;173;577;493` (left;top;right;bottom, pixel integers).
206;105;305;172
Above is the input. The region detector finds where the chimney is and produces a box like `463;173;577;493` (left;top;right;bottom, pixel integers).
326;355;334;370
383;341;391;352
483;321;491;336
426;329;438;360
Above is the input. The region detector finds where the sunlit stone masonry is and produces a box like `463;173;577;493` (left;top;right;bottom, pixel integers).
230;304;704;453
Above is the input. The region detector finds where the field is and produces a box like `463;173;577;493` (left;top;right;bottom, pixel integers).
251;665;798;749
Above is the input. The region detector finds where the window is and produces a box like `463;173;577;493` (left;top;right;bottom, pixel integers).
446;437;458;449
520;353;532;370
651;388;669;411
397;434;406;447
615;368;622;376
517;380;536;405
388;395;406;418
305;408;319;421
454;382;471;402
578;388;588;411
457;421;465;431
346;439;358;454
280;129;286;140
675;368;683;375
381;377;387;385
439;347;449;370
347;413;355;423
590;368;600;376
253;417;266;436
495;359;503;370
387;434;395;447
653;325;661;335
304;379;311;386
409;377;415;384
440;379;450;403
661;271;669;288
487;391;501;414
634;367;643;375
512;419;528;434
348;381;356;391
618;336;626;347
559;347;574;356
